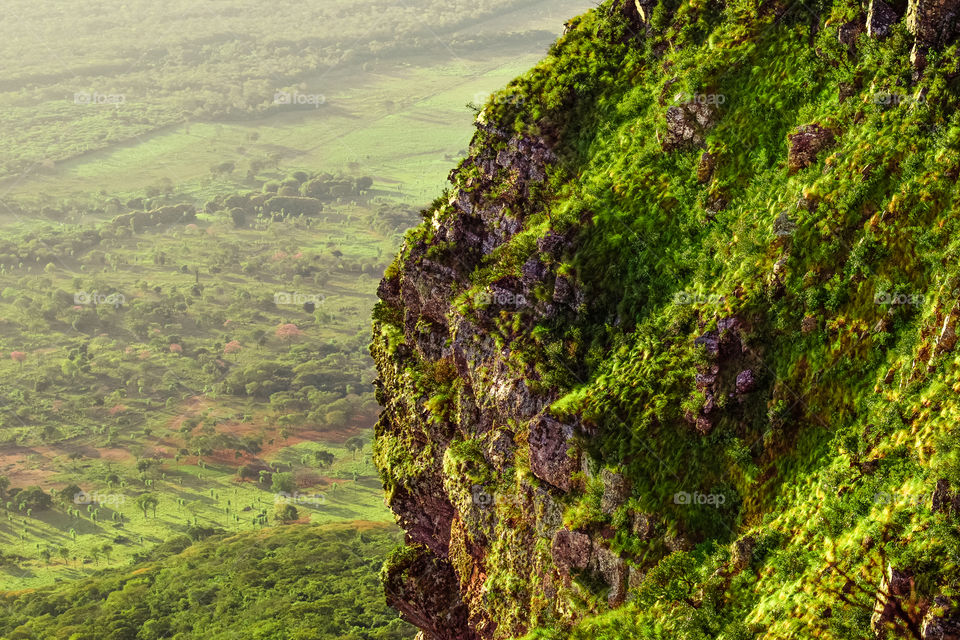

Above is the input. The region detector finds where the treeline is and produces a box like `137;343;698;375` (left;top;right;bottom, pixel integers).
205;170;376;227
0;524;415;640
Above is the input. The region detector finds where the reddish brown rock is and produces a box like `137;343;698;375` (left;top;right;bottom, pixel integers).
383;545;480;640
631;512;659;540
529;415;579;492
600;469;631;515
788;124;836;173
871;565;915;636
552;528;592;577
662;99;719;151
907;0;960;69
838;19;865;49
922;596;960;639
867;0;901;38
932;479;960;514
697;151;717;183
593;546;629;608
730;535;756;573
736;369;756;395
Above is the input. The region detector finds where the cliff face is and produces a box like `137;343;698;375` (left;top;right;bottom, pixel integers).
372;1;960;638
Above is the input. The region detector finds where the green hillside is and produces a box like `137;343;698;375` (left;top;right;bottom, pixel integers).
371;1;960;638
0;522;415;640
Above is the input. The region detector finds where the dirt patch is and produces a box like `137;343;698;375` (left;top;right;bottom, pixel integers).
97;448;136;463
0;447;59;488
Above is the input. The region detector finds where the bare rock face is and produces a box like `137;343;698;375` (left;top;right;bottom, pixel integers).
688;316;752;434
788;124;836;173
632;512;660;540
529;415;580;492
922;596;960;640
934;302;960;356
600;469;631;515
730;535;756;573
378;274;402;308
614;0;646;35
907;0;960;67
736;370;756;395
697;151;717;183
871;565;915;636
932;479;960;514
592;546;629;608
663;98;719;150
705;191;729;216
838;18;865;48
383;545;480;640
867;0;902;38
552;528;592;577
390;478;457;556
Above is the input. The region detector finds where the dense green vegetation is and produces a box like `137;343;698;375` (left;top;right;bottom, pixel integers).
0;523;415;639
372;0;960;638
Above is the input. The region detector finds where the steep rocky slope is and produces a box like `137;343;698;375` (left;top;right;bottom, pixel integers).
371;1;960;638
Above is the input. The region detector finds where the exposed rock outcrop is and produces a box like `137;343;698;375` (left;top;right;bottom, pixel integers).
383;545;480;640
867;0;902;38
663;97;719;150
600;468;631;515
932;479;960;514
788;124;836;173
922;596;960;639
552;528;593;578
529;415;580;492
871;565;916;636
907;0;960;68
688;316;760;433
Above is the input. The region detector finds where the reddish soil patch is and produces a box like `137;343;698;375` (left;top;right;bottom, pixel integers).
155;395;375;472
97;448;136;463
196;419;370;470
167;395;216;432
0;447;59;489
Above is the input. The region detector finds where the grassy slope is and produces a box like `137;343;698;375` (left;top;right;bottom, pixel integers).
378;0;960;637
